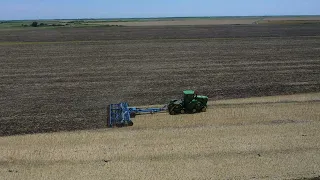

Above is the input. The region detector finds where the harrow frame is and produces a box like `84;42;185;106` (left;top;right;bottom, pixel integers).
108;102;167;128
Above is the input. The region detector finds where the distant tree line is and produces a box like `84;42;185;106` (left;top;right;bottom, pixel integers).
31;22;39;27
19;21;124;28
22;21;68;27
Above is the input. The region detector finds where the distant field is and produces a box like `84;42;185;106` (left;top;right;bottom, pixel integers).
106;18;259;26
107;16;320;26
257;16;320;25
263;16;320;21
1;16;320;29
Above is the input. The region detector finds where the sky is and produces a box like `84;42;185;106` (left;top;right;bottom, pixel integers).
1;0;320;20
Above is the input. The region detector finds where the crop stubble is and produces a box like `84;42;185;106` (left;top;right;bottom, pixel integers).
0;25;320;136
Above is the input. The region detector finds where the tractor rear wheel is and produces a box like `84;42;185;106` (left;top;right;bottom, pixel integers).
169;110;176;115
201;107;207;112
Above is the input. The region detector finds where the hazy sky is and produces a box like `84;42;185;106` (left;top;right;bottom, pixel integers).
1;0;320;20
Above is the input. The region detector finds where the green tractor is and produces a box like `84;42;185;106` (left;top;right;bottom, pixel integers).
168;90;208;115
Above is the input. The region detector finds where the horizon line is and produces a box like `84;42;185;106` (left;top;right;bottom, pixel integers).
1;14;320;21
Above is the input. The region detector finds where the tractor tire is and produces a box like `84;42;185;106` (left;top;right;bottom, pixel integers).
169;110;176;115
169;105;177;115
168;105;174;113
195;102;203;112
201;107;207;112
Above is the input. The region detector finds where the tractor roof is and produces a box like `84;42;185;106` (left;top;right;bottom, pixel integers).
183;90;194;95
197;95;208;99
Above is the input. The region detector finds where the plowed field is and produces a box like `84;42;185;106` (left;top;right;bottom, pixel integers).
0;25;320;136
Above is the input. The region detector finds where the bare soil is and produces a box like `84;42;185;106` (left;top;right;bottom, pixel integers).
0;25;320;136
0;94;319;180
1;24;320;42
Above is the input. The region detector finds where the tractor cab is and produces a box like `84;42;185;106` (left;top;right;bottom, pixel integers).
183;90;196;105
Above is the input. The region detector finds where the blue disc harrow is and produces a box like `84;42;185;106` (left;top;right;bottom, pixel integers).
108;102;167;128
